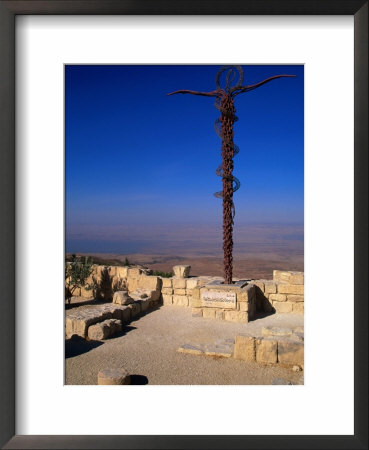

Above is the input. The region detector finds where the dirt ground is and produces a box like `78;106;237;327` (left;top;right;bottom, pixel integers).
65;305;304;385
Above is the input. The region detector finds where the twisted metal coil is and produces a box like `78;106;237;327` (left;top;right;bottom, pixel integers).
213;66;243;219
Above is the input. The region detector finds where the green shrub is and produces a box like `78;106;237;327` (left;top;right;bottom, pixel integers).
150;270;173;278
65;254;95;304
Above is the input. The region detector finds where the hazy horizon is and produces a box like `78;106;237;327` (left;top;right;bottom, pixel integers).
66;221;303;257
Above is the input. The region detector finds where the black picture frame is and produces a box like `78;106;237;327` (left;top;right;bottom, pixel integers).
0;1;367;449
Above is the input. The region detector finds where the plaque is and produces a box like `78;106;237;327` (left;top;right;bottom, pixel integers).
201;290;237;309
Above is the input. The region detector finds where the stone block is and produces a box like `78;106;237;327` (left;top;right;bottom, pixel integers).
87;319;122;341
162;294;173;306
112;290;133;305
238;284;254;302
173;265;191;278
262;327;294;338
128;267;143;278
137;298;151;313
287;295;304;302
173;278;186;289
161;287;173;295
293;303;304;314
127;302;141;318
197;277;213;287
174;288;186;295
273;301;293;313
173;295;189;307
186;278;199;289
138;274;161;291
127;277;139;293
88;322;111;340
110;319;123;333
162;277;173;288
256;339;278;364
239;302;249;312
290;272;304;285
278;340;304;366
224;310;248;322
204;344;232;358
177;344;204;355
189;295;202;308
201;289;237;309
273;270;292;283
115;266;129;278
273;270;304;285
215;310;225;320
98;368;131;385
66;310;112;339
277;283;304;295
119;306;131;323
192;308;203;317
252;280;265;292
234;336;256;361
264;281;277;294
269;294;287;302
203;308;216;319
191;287;200;299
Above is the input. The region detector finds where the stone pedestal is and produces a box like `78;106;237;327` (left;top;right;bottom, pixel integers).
191;280;256;323
173;265;191;278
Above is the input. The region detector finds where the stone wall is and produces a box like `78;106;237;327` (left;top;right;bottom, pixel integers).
71;265;162;301
68;265;304;318
250;270;304;314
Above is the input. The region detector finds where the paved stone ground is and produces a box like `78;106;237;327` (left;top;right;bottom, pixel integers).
65;305;304;385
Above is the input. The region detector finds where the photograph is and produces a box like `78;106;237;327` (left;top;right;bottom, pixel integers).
65;64;304;386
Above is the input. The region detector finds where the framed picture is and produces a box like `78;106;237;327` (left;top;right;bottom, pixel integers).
0;1;367;449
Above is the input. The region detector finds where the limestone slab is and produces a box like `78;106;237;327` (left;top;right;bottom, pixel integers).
273;301;293;313
177;344;204;355
277;283;304;295
234;336;256;361
278;340;304;366
256;339;278;364
201;290;237;309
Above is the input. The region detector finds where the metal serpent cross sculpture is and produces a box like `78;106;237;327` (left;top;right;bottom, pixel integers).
167;66;295;285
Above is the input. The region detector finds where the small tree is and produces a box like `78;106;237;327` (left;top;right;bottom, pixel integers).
123;257;130;267
65;254;95;304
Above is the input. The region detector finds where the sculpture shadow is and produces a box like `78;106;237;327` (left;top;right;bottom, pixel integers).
94;267;127;301
254;285;275;318
130;375;149;385
65;336;103;359
94;267;114;300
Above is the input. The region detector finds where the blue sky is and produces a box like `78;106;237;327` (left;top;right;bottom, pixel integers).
65;65;304;252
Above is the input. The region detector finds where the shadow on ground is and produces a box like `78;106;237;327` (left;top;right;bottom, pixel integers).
66;325;138;358
130;375;149;385
65;336;104;358
109;325;137;339
252;310;276;321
